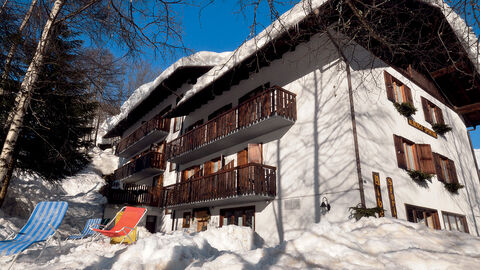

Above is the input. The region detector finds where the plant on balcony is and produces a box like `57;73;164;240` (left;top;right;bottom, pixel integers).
432;123;452;135
407;169;432;184
444;182;464;194
349;204;384;221
393;102;417;117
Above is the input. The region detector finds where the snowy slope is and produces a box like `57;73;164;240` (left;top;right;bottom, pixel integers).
0;148;117;238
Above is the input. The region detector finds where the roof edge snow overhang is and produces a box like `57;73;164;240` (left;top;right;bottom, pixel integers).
103;51;232;138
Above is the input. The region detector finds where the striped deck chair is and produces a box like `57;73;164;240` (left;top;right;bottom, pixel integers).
67;218;102;240
0;201;68;269
92;206;147;244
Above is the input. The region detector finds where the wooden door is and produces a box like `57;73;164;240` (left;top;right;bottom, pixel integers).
195;210;209;231
248;144;262;164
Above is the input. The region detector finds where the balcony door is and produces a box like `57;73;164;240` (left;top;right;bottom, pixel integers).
238;144;262;194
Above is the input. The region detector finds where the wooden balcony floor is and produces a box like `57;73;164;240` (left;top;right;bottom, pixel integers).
166;194;274;210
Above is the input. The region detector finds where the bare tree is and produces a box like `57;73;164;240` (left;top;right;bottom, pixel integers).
0;0;38;96
0;0;188;206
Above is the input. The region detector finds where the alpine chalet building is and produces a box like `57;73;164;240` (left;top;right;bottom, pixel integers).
102;0;480;242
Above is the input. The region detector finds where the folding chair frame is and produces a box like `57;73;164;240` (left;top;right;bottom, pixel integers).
6;222;61;270
91;206;147;244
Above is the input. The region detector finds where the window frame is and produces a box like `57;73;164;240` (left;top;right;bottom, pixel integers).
442;211;469;233
219;206;255;230
405;204;441;230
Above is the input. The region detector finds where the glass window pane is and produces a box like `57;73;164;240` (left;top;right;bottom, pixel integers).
441;160;450;183
443;214;450;230
405;144;415;170
449;215;458;231
458;218;467;233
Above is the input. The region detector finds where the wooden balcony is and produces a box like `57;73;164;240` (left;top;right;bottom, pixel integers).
161;163;276;209
116;115;170;158
113;151;166;182
166;86;296;164
106;183;163;207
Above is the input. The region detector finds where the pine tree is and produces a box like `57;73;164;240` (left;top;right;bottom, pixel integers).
1;24;96;181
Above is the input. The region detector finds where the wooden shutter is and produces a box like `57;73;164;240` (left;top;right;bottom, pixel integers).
435;107;445;125
422;97;432;123
384;71;395;102
433;153;445;182
237;149;248;166
393;135;407;169
447;160;458;184
416;144;435;174
404;85;413;104
248;143;262;164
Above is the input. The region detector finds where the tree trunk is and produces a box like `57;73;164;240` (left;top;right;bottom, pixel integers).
0;0;38;96
0;148;16;208
0;0;65;205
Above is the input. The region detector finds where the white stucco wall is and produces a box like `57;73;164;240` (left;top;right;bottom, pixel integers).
345;42;480;236
166;33;360;244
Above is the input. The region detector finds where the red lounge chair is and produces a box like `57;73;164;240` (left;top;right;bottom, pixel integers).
92;206;147;244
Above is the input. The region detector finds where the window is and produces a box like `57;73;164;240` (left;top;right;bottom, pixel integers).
173;117;182;132
406;204;441;230
182;165;202;181
169;162;177;172
182;212;191;228
238;83;270;105
442;212;469;233
185;119;204;133
204;157;223;176
384;71;413;104
404;141;417;170
433;153;458;183
421;97;445;125
208;104;233;120
393;135;435;174
220;206;255;229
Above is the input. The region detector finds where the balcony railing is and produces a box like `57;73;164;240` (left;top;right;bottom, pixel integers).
106;184;163;206
116;115;170;157
107;163;276;208
162;163;276;207
113;151;166;181
166;86;296;162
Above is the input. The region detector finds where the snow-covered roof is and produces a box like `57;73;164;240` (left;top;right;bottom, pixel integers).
175;0;480;108
102;51;232;137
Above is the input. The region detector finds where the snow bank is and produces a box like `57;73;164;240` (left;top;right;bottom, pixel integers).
2;217;480;269
0;148;113;237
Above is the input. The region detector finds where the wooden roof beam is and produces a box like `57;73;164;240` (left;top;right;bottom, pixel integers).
431;61;467;78
456;102;480;114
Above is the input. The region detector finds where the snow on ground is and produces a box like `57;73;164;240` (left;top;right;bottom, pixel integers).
0;147;117;238
1;147;480;269
2;217;480;269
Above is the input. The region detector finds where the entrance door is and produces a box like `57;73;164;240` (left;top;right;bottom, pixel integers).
195;210;210;231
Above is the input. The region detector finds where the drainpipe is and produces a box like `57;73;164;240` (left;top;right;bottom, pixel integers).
326;30;366;207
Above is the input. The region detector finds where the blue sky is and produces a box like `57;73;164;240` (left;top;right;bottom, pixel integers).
114;1;480;148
